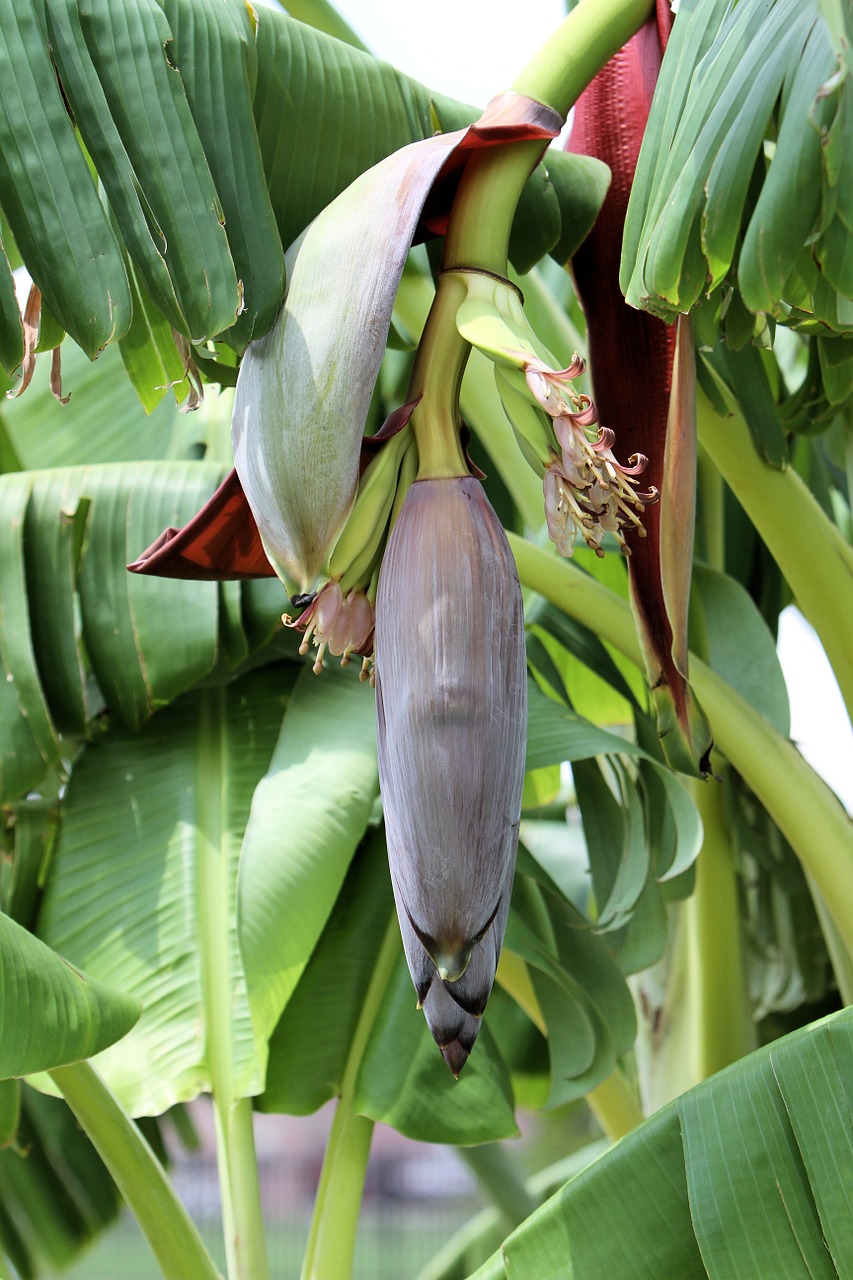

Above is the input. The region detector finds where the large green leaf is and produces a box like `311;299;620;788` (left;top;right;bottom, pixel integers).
691;562;790;736
523;678;702;964
237;661;380;1057
0;911;140;1080
506;866;637;1108
2;339;184;468
35;670;294;1114
470;1008;853;1279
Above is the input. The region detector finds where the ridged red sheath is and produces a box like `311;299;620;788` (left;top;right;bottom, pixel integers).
569;3;711;775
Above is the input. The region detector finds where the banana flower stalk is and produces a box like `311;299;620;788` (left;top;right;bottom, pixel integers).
374;477;527;1076
567;1;713;777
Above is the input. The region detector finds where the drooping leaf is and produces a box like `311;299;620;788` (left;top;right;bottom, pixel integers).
237;662;379;1056
506;867;637;1108
524;679;702;970
0;1086;125;1277
0;0;132;356
0;911;140;1080
700;341;789;468
0;235;22;378
0;797;56;931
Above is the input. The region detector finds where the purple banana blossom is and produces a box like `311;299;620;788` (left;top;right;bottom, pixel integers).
374;477;527;1075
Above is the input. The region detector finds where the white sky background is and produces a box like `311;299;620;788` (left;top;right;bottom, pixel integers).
328;0;568;105
261;0;853;811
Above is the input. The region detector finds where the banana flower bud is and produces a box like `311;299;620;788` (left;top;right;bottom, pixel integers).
374;477;527;1075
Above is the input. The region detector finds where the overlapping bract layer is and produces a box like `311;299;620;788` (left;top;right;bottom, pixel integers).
374;477;527;1075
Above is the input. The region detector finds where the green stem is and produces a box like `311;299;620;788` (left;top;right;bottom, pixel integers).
216;1100;268;1280
406;272;471;478
697;388;853;724
585;1070;645;1141
443;0;654;269
301;916;400;1280
458;1145;537;1230
683;773;756;1078
302;1105;373;1280
443;142;544;272
509;536;853;954
49;1062;221;1280
511;0;654;113
198;689;269;1280
394;268;544;525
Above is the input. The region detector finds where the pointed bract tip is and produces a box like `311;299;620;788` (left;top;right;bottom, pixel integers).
422;975;482;1077
440;1039;470;1079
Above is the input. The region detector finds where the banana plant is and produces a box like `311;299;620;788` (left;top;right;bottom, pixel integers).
0;2;851;1280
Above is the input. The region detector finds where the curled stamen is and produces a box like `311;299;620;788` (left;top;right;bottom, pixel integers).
591;426;616;452
524;356;658;559
283;581;375;674
525;357;594;421
543;421;657;560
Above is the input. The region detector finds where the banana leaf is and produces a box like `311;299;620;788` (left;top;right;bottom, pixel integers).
623;0;853;351
1;0;603;394
469;1007;853;1279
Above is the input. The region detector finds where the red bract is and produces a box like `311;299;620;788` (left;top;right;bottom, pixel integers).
568;1;713;776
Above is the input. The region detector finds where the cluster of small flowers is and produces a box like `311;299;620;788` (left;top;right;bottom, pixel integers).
526;355;658;558
283;581;375;682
